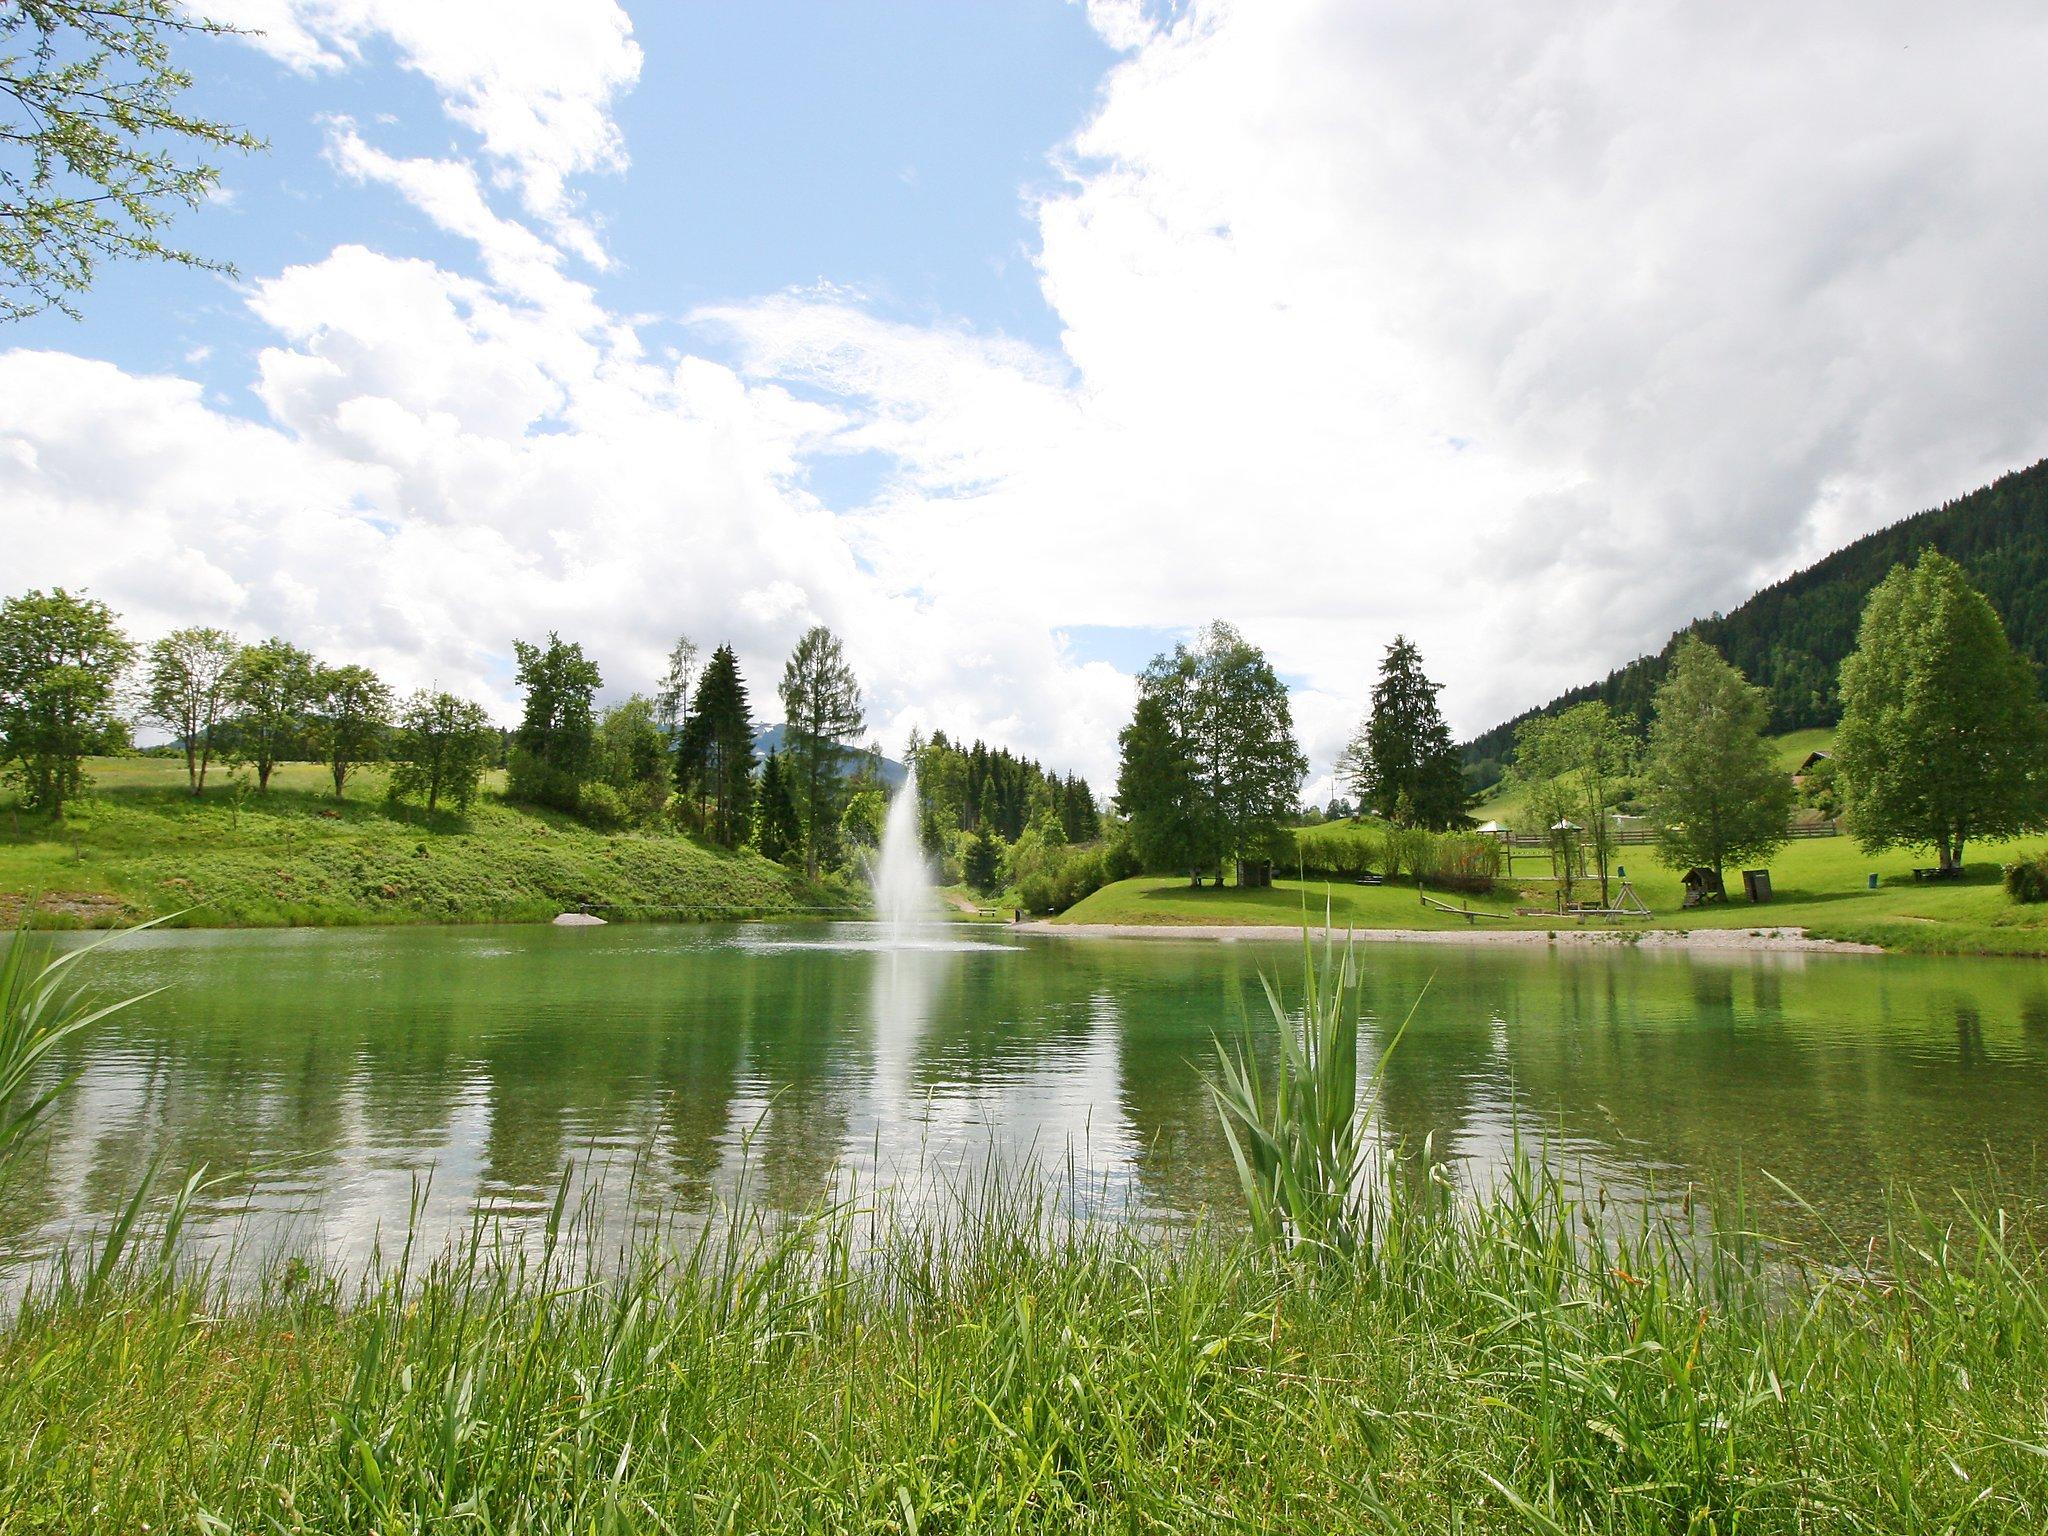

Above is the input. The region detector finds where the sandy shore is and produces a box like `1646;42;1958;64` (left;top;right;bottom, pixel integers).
1017;921;1883;954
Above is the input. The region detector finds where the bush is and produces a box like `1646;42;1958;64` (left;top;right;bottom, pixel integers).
1008;832;1115;915
577;781;630;832
2005;851;2048;903
1420;833;1501;895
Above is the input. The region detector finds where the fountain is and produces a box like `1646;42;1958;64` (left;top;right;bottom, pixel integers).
872;766;933;942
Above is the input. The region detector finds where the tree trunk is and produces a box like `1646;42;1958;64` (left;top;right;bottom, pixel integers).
258;759;274;792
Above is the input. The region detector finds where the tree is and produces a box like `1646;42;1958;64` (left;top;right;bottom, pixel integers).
653;634;698;744
594;694;670;824
1640;637;1793;894
1510;702;1633;905
1185;622;1306;878
676;645;755;847
312;664;391;799
508;633;602;812
1835;551;2048;870
1115;680;1218;884
1344;635;1468;829
1;1;261;321
755;749;801;865
225;637;315;791
138;625;241;795
0;588;132;815
388;690;494;814
778;625;863;879
963;824;1004;895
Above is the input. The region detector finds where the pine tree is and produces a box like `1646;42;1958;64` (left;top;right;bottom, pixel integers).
1345;635;1467;829
677;644;756;847
1115;688;1214;883
1835;550;2048;870
1641;637;1792;893
963;824;1005;894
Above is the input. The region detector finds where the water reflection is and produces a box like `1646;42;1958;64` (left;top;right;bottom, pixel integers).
2;924;2046;1279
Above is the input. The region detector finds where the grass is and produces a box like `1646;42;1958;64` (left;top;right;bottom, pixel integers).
0;1146;2042;1532
0;757;831;928
1060;829;2048;954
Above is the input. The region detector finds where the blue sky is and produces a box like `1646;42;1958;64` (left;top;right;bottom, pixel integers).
9;1;2048;793
13;5;1108;419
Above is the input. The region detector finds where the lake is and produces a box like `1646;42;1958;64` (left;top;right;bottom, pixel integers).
4;922;2045;1272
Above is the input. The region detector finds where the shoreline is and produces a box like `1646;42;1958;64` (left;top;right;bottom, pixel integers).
1021;920;1886;954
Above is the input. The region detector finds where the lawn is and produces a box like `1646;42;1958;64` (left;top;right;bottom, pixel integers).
1059;824;2048;955
0;756;828;927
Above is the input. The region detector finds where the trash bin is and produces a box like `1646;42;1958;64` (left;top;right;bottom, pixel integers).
1742;869;1772;903
1867;873;1879;890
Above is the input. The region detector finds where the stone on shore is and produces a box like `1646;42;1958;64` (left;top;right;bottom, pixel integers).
552;912;607;927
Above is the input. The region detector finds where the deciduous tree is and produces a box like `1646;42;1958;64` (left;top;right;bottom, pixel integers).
312;663;392;800
1;1;261;320
508;633;602;812
138;625;241;795
226;637;315;791
0;588;132;815
388;690;493;814
1510;702;1633;905
1835;551;2048;870
1641;636;1792;894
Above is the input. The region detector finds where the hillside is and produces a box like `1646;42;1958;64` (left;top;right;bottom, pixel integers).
1462;456;2048;782
0;759;831;928
752;726;908;787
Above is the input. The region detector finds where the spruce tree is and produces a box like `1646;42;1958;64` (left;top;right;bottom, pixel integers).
1344;635;1467;829
755;750;801;864
1835;550;2048;870
1114;688;1213;882
677;644;756;847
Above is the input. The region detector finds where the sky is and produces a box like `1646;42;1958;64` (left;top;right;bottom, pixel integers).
8;0;2048;798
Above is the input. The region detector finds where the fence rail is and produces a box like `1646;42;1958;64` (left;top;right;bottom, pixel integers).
1500;820;1839;849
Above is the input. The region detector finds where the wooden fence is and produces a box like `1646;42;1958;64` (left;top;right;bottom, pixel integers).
1500;820;1840;849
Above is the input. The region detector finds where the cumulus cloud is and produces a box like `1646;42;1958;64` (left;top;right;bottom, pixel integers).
208;0;641;263
707;0;2048;776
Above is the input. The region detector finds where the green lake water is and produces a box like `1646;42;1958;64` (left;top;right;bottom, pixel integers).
3;922;2045;1271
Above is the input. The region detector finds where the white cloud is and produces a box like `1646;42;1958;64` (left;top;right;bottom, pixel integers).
705;0;2048;775
209;0;641;264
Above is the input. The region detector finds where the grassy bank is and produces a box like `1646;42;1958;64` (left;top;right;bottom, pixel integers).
1062;826;2048;955
0;1156;2042;1532
0;757;828;927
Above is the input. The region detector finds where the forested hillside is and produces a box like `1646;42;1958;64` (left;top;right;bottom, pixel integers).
1463;456;2048;784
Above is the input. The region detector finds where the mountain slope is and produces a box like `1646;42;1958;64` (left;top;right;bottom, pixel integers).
1462;456;2048;781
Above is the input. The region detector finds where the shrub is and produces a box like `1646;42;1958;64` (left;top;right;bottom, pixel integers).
1008;834;1115;915
577;781;630;832
1421;833;1501;895
2005;851;2048;903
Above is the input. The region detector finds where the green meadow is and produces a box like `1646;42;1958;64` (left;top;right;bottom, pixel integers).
0;756;824;927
